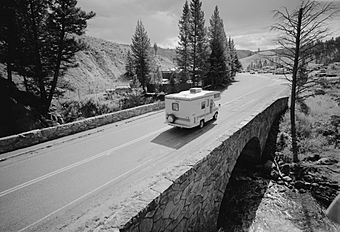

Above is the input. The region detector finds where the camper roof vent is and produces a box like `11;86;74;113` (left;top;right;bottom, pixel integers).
190;88;202;94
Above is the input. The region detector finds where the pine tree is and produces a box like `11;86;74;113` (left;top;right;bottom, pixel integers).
189;0;208;86
0;0;94;114
225;38;232;79
45;0;95;113
153;42;158;56
207;6;227;88
0;0;20;82
131;20;152;92
176;1;191;83
125;50;134;79
263;59;268;67
228;38;241;76
19;0;51;109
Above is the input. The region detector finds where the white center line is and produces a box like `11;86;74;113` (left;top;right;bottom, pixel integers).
0;126;169;198
17;158;154;232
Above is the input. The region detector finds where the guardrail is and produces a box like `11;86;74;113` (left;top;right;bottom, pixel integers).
0;101;165;154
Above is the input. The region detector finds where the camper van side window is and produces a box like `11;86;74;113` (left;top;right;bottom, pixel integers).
201;101;206;109
172;103;179;111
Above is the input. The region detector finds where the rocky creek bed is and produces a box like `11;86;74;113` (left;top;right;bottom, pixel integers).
216;151;340;232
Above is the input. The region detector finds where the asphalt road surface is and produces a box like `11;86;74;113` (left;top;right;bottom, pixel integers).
0;73;289;232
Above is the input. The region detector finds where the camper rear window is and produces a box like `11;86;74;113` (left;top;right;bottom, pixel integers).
201;101;206;109
172;103;179;111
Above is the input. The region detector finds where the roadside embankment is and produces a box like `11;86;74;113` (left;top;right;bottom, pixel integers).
0;101;165;154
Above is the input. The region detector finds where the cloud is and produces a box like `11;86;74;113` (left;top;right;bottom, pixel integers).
233;32;279;51
158;37;179;49
78;0;340;50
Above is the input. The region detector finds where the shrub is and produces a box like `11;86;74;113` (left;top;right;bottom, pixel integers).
60;98;119;123
60;100;82;123
296;111;313;138
119;88;156;110
298;134;328;154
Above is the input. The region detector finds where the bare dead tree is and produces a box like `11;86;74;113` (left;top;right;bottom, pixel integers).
271;0;338;162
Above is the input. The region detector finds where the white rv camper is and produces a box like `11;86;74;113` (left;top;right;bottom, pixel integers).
165;88;221;128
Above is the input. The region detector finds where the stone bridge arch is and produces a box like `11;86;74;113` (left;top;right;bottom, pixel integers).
113;98;288;232
237;137;262;165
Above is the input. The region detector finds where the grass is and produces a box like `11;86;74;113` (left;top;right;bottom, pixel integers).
275;79;340;207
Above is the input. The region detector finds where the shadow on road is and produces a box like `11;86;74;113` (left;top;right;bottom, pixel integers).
151;121;216;149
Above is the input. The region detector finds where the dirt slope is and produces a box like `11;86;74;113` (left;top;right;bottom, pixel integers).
63;36;176;97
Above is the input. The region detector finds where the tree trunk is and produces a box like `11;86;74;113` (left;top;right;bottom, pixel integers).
46;29;64;113
29;3;47;114
291;7;303;163
6;62;12;82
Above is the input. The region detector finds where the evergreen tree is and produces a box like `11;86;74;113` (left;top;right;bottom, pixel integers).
0;0;20;82
0;0;95;114
176;1;191;83
45;0;95;112
224;38;232;79
263;59;268;67
228;38;241;76
189;0;208;86
125;50;134;79
131;20;152;92
207;6;227;88
153;42;158;56
18;0;51;108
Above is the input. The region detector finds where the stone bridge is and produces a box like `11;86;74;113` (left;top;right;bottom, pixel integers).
100;97;288;232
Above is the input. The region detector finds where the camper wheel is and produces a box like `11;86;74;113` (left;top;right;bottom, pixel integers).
199;120;205;128
167;114;176;123
213;112;218;120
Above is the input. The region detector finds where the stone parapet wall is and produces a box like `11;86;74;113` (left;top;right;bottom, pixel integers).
101;97;288;232
0;102;165;154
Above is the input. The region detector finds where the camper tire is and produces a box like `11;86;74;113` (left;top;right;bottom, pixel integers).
213;112;218;120
167;114;175;123
199;120;204;128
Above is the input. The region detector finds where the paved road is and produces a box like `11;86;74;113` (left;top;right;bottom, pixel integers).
0;74;289;232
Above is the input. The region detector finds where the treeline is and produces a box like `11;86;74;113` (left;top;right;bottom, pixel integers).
0;0;95;115
312;36;340;64
125;0;242;91
247;59;277;71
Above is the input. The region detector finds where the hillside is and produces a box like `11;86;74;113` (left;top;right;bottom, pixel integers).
64;37;251;97
63;36;176;98
1;36;252;99
237;50;254;59
239;50;277;70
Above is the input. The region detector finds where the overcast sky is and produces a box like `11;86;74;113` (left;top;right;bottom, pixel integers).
78;0;340;51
